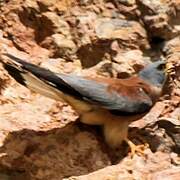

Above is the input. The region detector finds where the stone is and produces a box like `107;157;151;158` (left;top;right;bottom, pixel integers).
95;18;149;49
42;12;71;36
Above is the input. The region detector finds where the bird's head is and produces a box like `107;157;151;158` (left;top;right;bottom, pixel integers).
139;61;167;88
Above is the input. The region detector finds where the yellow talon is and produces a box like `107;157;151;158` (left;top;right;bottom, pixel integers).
125;138;149;157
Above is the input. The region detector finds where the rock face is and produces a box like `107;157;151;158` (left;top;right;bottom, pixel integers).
0;0;180;180
0;124;110;180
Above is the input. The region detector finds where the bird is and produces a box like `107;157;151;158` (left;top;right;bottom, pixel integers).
1;53;168;155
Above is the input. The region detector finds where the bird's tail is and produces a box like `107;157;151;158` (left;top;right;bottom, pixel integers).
1;53;95;114
1;53;70;102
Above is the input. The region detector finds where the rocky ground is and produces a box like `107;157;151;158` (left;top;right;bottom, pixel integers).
0;0;179;179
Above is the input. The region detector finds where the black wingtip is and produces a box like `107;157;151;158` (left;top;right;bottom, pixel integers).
3;62;27;86
2;53;30;66
2;53;87;99
2;53;44;75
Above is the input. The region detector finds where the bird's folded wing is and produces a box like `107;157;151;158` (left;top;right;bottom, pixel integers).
2;53;153;114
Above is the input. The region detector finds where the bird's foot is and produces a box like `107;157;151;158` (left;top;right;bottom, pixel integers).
125;138;149;158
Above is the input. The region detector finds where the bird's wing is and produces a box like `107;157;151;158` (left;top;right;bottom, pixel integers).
2;53;153;114
56;74;153;114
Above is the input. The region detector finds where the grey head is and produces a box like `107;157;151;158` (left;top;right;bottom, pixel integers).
138;61;167;87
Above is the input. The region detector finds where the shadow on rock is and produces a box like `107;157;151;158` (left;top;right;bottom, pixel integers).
77;40;113;68
0;123;111;180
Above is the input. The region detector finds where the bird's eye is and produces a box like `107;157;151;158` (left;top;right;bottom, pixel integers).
157;63;165;70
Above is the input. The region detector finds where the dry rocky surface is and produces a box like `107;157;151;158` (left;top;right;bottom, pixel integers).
0;0;179;179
